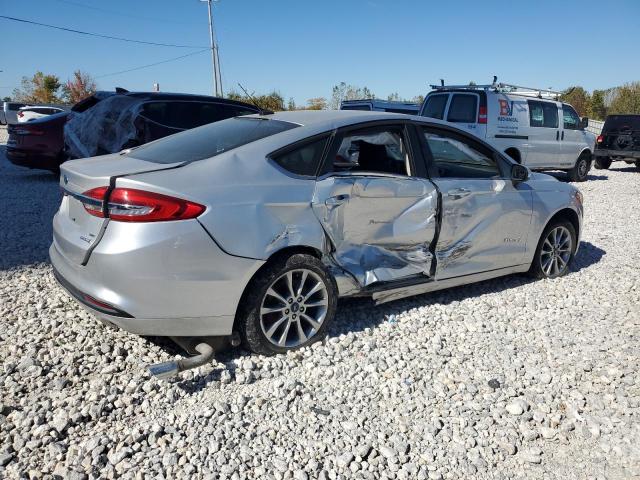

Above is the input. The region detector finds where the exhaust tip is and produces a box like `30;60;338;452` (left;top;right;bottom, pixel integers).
148;361;180;380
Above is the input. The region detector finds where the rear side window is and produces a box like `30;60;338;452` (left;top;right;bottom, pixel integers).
447;94;478;123
421;94;448;120
128;117;298;164
271;137;328;176
528;100;558;128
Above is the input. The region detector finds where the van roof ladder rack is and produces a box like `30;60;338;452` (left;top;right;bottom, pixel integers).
430;76;562;99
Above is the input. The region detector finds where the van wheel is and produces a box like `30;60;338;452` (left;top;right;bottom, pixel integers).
237;254;338;356
594;156;612;170
529;220;576;279
567;153;591;182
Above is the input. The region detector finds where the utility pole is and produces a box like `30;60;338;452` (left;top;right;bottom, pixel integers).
201;0;223;97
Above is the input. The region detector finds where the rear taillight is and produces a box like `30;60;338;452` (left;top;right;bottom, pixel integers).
81;187;205;222
81;186;109;218
596;135;603;144
18;111;24;118
478;106;487;124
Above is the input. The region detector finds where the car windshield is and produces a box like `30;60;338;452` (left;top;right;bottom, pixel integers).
127;117;298;164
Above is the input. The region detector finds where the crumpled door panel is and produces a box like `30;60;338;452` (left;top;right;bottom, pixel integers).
312;175;438;287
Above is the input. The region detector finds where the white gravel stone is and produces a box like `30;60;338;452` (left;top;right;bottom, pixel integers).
0;145;639;479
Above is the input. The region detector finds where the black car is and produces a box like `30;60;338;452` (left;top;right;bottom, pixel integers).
63;90;262;161
594;115;640;171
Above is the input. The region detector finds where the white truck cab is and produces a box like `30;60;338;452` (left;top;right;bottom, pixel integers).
419;80;596;181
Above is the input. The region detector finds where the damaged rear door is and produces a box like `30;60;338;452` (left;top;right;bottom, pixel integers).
312;124;438;287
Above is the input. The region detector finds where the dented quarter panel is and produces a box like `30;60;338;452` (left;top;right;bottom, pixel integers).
312;174;438;287
432;177;533;279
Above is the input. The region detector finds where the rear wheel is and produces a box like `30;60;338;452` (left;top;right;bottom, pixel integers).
594;156;612;170
567;153;591;182
237;253;337;356
529;220;576;279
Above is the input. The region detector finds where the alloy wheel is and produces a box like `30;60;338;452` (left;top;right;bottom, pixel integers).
577;158;588;179
540;226;573;277
259;269;329;348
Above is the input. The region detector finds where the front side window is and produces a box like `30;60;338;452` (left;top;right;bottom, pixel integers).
528;100;558;128
423;129;499;179
447;94;478;123
141;102;169;125
421;94;448;120
271;137;328;176
332;127;410;176
128;117;298;164
562;104;580;130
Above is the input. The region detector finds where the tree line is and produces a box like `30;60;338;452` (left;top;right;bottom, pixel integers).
7;72;640;120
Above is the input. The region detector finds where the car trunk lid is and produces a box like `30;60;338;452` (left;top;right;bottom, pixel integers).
53;153;183;265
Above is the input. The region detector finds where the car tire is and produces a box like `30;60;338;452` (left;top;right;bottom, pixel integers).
237;253;338;356
635;160;640;172
594;156;612;170
529;220;577;279
567;153;591;182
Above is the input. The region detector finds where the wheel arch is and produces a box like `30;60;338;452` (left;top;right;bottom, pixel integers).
543;208;580;249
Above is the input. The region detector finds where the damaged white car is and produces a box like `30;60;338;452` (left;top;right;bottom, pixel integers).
51;110;583;358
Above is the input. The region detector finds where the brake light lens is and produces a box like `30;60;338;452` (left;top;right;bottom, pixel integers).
596;135;603;144
478;106;487;124
81;187;205;222
18;111;24;118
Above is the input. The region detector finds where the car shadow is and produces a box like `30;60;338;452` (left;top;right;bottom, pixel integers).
608;165;638;173
170;240;606;393
547;171;609;182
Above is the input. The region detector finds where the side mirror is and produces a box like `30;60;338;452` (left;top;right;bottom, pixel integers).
580;117;589;129
511;163;529;182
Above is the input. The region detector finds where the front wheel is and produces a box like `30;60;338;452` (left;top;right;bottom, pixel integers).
529;221;576;279
567;154;591;182
237;253;338;356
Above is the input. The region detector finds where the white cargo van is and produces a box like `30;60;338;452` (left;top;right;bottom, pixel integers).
419;81;596;181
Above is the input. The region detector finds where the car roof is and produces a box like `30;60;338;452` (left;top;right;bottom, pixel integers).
260;110;432;130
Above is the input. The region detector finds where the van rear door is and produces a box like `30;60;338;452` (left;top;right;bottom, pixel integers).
443;92;485;140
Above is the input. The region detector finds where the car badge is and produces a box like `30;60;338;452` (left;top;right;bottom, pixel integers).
63;175;69;185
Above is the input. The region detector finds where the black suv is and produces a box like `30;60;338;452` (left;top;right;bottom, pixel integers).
64;90;261;160
594;115;640;171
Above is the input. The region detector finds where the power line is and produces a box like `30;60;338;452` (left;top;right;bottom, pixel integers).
95;49;209;79
49;0;189;25
0;15;208;49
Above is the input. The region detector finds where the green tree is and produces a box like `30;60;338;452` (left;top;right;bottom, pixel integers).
13;71;63;103
287;97;296;111
588;89;608;120
330;82;376;109
62;70;97;104
560;86;590;117
387;92;401;102
227;90;285;112
608;82;640;115
2;96;10;102
412;95;425;105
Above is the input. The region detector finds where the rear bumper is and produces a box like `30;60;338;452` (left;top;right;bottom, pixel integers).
6;147;62;170
49;220;265;337
594;149;640;159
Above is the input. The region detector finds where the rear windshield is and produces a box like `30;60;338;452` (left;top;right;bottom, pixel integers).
127;117;298;164
603;115;640;133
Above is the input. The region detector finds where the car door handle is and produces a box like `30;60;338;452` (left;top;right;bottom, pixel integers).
561;131;565;140
447;188;471;199
325;194;349;206
556;131;560;141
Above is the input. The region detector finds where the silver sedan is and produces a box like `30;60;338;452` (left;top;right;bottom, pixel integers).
51;111;583;355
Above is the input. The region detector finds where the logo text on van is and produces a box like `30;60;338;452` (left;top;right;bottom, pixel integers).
498;99;518;123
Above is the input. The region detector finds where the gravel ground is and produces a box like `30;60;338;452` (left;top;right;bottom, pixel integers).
1;135;639;479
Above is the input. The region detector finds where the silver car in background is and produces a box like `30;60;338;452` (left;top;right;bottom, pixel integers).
51;111;583;355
